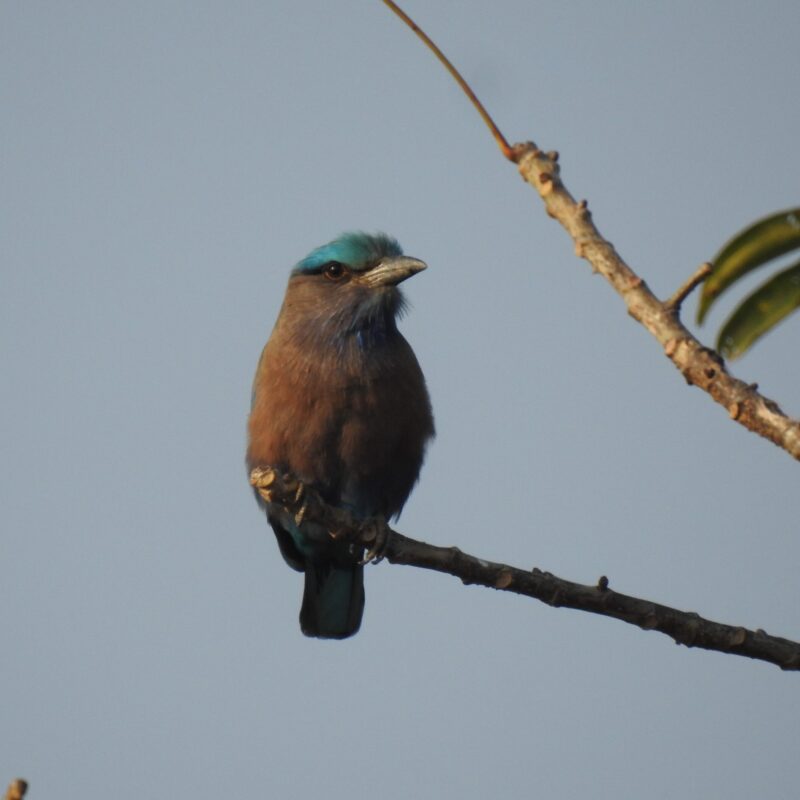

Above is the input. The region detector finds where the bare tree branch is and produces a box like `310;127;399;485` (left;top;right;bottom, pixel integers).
382;0;800;462
252;467;800;671
510;143;800;461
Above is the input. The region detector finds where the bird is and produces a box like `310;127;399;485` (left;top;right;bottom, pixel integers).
247;232;434;639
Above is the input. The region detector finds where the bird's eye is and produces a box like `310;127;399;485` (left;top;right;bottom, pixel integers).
323;262;347;281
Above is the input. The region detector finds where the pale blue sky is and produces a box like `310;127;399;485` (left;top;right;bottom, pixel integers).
2;2;799;798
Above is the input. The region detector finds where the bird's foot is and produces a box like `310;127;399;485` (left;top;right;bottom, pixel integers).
358;517;392;565
250;467;306;508
250;466;278;503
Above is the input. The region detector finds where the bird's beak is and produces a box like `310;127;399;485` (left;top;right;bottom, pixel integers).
361;256;427;288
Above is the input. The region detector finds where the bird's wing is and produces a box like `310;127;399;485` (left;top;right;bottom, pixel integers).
268;513;305;572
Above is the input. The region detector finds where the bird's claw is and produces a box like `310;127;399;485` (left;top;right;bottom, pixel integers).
359;517;391;565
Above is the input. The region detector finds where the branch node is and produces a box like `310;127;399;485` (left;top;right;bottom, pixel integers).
729;401;742;420
512;142;540;165
702;346;725;368
597;575;609;591
666;262;713;314
495;570;513;589
448;545;463;568
729;627;748;647
675;613;703;646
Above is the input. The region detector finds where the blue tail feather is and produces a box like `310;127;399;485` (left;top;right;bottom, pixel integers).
300;560;365;639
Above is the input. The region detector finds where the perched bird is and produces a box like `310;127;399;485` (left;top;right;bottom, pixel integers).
247;232;434;639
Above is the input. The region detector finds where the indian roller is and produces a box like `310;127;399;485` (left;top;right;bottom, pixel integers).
247;232;434;639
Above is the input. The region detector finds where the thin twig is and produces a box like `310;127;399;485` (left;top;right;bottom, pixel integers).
251;467;800;671
381;0;514;160
666;262;713;313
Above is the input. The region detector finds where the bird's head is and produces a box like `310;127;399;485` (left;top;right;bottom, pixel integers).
284;232;427;343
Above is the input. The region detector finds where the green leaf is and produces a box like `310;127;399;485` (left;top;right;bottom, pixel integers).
697;207;800;323
716;260;800;359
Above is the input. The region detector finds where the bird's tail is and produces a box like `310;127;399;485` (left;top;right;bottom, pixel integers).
300;560;365;639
